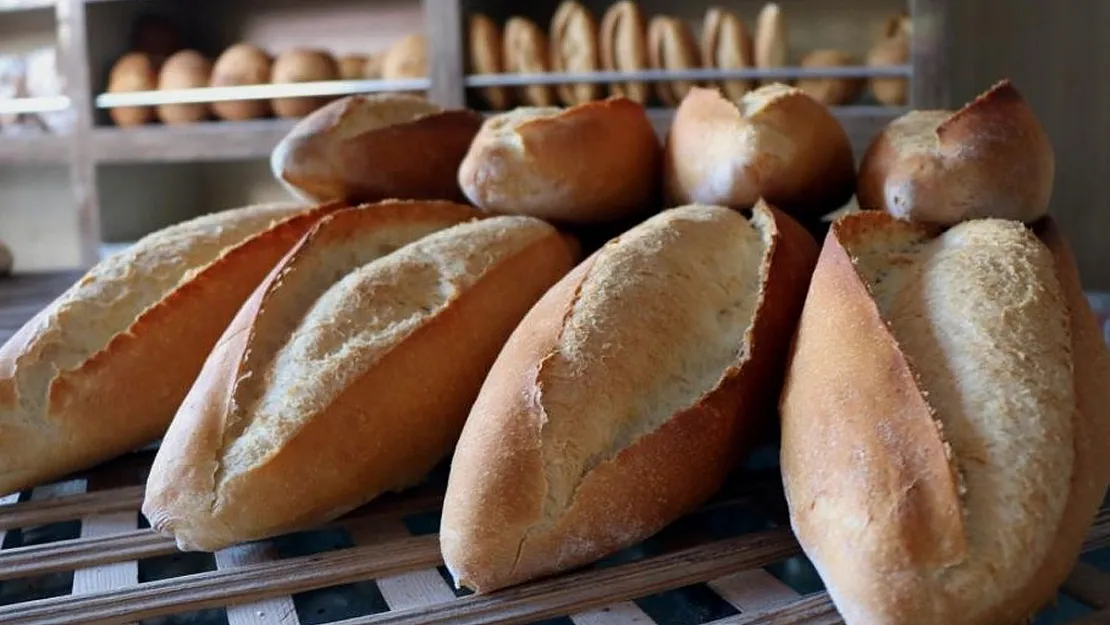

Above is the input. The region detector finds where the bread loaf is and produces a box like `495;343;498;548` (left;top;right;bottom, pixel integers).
440;201;819;593
271;49;338;118
503;17;555;107
701;7;754;102
271;93;483;205
156;50;212;125
753;3;787;83
857;80;1054;226
598;1;648;103
337;54;367;80
867;14;910;106
779;211;1110;625
468;14;511;110
142;200;580;551
0;201;342;496
796;49;864;106
646;15;700;106
210;43;272;121
550;1;600;106
382;34;428;82
664;85;856;225
107;52;158;127
458;97;661;225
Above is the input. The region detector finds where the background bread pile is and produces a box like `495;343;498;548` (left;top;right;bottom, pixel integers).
467;1;910;111
4;69;1109;625
106;14;429;127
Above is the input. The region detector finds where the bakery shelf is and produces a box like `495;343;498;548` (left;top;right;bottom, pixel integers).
0;132;69;164
93;78;432;109
91;118;296;163
0;0;52;12
462;64;913;88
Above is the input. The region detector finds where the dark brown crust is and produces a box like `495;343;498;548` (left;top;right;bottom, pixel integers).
442;202;819;593
277;95;483;205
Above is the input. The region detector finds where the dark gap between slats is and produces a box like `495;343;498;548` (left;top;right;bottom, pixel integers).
293;581;390;625
636;583;740;625
138;550;218;583
138;608;231;625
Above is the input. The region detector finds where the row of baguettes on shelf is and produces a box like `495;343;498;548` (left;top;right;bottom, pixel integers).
469;0;911;111
106;34;429;126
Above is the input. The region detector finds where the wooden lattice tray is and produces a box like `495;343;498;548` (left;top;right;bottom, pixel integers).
1;273;1109;625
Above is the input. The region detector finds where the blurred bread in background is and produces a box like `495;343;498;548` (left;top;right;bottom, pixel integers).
210;43;272;121
271;48;339;118
156;50;212;125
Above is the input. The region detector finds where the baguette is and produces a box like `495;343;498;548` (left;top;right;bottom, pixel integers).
779;211;1110;625
143;201;580;551
458;97;661;225
857;80;1054;225
271;93;483;205
440;201;819;593
503;17;555;107
701;7;754;102
0;201;342;496
867;14;911;106
646;15;700;106
550;1;600;106
753;3;787;84
664;85;856;225
468;14;511;110
598;1;649;103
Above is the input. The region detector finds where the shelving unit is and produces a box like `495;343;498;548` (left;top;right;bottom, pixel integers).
0;0;948;271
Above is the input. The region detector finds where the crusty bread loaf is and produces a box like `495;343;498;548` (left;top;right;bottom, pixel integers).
646;15;700;106
210;43;272;121
701;7;754;102
0;201;342;496
857;80;1055;226
142;200;580;551
156;50;212;125
796;49;864;106
598;1;649;103
867;14;911;106
779;211;1110;625
270;49;339;119
468;14;511;110
753;2;787;84
550;1;601;106
107;52;158;127
440;201;819;593
271;93;483;205
503;17;555;107
458;97;661;225
664;85;856;225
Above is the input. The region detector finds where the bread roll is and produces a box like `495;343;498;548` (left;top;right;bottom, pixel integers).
779;210;1110;625
337;54;367;80
550;1;600;105
156;50;212;125
598;1;649;104
0;201;343;496
867;14;910;105
857;80;1054;225
441;202;819;593
363;52;385;80
107;52;158;128
664;85;856;224
271;93;482;205
143;201;580;551
701;7;754;102
210;43;272;121
468;14;511;110
458;97;661;225
271;48;339;119
754;3;787;83
503;17;555;107
382;34;427;80
796;49;864;106
646;15;700;106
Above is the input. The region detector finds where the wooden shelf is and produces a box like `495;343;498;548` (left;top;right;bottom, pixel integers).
0;133;69;164
0;0;53;12
91;119;297;164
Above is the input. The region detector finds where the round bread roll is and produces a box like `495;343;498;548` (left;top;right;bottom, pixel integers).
210;43;272;121
271;93;483;204
337;54;368;80
383;34;427;79
664;84;856;224
702;7;754;102
468;14;511;110
550;1;600;106
797;49;864;106
458;97;662;225
647;15;700;106
107;52;158;127
857;79;1055;226
156;50;212;125
598;1;649;103
363;51;385;80
503;17;555;107
271;48;339;119
754;2;787;84
868;14;911;106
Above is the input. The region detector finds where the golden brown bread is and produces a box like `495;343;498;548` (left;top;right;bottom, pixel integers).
503;17;555;107
701;7;754;102
857;80;1055;226
440;202;819;593
468;14;511;110
457;97;661;225
549;1;600;106
271;93;483;205
598;1;648;103
107;52;158;127
142;200;580;551
0;201;341;496
210;43;272;121
156;50;212;125
779;210;1110;625
664;85;856;224
646;15;700;106
867;14;911;105
796;49;864;106
382;34;428;82
271;48;339;119
753;3;787;83
337;54;367;80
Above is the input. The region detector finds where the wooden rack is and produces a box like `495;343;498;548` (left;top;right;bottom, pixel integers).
0;271;1109;624
0;0;947;271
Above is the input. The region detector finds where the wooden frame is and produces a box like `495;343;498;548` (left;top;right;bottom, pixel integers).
0;0;948;270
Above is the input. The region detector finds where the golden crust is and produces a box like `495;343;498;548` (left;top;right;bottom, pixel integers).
598;1;649;103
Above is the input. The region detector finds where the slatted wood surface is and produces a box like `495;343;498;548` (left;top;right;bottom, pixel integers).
1;271;1109;625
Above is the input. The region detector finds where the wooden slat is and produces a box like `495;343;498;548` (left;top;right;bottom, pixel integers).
90;119;296;163
0;492;23;547
0;486;143;532
337;528;799;625
709;570;801;613
216;543;301;625
0;534;442;625
348;519;456;611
